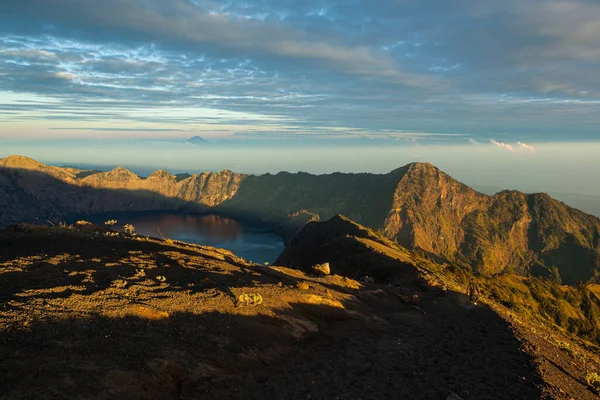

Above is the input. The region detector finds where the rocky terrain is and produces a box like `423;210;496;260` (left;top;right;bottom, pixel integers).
1;155;599;283
2;219;600;399
275;214;423;284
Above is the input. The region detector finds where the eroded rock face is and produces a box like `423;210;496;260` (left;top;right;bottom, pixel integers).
79;167;245;207
0;155;247;225
380;163;600;283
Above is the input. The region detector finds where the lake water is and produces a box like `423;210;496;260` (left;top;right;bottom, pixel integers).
88;212;285;264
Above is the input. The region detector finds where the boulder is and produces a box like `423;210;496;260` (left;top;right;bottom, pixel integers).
311;262;330;276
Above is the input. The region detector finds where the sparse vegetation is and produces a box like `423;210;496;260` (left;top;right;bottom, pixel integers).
557;341;573;353
238;293;263;306
156;228;174;243
2;212;600;398
134;268;146;278
123;224;136;236
585;372;600;393
480;274;600;345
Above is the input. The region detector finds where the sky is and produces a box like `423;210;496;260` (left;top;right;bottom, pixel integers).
0;0;599;209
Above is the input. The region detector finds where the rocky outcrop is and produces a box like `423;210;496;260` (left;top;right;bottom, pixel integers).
311;262;331;276
275;215;422;284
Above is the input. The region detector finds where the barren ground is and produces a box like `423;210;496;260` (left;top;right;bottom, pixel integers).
1;225;599;399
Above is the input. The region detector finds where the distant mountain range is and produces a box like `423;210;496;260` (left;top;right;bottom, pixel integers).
1;154;599;284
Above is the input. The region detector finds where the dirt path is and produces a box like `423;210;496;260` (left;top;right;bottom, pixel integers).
193;291;543;400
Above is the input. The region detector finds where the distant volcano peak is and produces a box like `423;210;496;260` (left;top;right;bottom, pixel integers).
184;136;209;145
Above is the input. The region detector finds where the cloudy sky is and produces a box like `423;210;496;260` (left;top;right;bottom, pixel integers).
0;0;599;209
1;0;599;140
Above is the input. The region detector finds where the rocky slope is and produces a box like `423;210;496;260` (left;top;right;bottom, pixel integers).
2;220;600;399
275;214;423;284
381;163;600;284
1;155;599;283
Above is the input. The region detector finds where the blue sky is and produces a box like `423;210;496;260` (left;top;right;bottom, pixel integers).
0;0;599;212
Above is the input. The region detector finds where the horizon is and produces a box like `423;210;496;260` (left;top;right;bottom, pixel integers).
1;0;599;213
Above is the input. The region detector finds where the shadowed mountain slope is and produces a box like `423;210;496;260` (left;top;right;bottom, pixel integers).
276;216;600;399
2;220;600;399
275;214;423;284
1;155;599;283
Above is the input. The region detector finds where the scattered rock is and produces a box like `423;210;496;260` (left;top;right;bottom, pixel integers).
398;293;421;306
297;282;310;290
360;289;389;300
156;275;167;282
311;262;330;276
360;276;375;284
446;392;463;400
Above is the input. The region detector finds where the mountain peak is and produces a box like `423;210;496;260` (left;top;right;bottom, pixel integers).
387;162;441;179
276;214;417;282
0;155;46;169
407;161;436;169
148;170;175;180
405;161;446;177
106;167;140;180
184;136;209;145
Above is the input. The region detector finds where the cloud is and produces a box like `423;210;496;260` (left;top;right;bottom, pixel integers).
516;141;536;152
0;0;599;140
491;139;536;152
0;0;432;86
491;139;514;151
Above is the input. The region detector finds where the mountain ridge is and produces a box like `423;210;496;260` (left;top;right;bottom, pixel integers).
1;155;599;283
